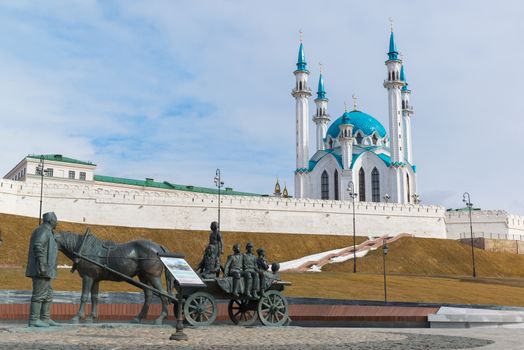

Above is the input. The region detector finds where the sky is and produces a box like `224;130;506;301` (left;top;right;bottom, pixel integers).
0;1;523;214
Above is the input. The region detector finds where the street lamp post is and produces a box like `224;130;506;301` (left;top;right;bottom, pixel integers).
463;192;476;278
36;156;50;224
382;238;389;303
383;193;390;204
214;169;224;230
346;181;358;273
411;193;420;204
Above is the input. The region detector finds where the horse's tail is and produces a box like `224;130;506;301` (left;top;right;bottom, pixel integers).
160;245;175;301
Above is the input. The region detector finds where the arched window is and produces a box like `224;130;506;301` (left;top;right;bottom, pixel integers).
356;132;363;144
358;168;366;201
372;168;380;202
402;100;405;109
328;138;333;149
407;173;411;203
334;170;339;200
388;72;391;81
321;171;329;199
372;133;378;145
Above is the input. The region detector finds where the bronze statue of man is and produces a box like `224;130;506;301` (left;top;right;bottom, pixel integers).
256;247;269;293
223;243;243;297
242;242;259;298
208;221;223;270
25;212;60;327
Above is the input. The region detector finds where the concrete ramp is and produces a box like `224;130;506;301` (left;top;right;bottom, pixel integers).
280;233;412;272
429;307;524;328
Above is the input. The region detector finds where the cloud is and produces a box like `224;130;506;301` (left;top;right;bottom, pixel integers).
0;0;522;214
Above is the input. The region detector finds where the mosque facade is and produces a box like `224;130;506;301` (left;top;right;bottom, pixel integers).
293;29;417;204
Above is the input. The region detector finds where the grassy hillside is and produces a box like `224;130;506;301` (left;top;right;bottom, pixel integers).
0;213;365;267
324;237;524;278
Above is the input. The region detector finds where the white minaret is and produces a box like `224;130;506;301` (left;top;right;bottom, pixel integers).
400;64;414;164
383;24;406;203
313;64;330;151
292;33;312;198
338;103;354;170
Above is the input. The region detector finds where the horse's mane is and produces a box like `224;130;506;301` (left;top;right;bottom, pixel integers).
58;231;117;255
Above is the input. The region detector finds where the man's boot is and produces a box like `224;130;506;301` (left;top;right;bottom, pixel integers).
252;278;260;299
245;278;253;298
40;302;61;327
232;278;240;298
28;302;48;327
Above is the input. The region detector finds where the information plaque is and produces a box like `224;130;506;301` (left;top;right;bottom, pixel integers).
160;256;205;287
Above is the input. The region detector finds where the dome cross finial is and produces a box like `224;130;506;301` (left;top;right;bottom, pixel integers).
352;94;358;111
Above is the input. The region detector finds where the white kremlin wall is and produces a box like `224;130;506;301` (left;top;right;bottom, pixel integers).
0;178;447;238
445;210;524;240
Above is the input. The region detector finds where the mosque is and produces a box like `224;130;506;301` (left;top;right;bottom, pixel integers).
292;29;416;204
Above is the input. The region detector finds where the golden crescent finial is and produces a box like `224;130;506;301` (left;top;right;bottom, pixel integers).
352;94;358;110
344;101;348;113
299;29;303;43
319;62;323;74
389;17;394;32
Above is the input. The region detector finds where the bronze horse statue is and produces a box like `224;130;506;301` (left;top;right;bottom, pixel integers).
54;230;173;325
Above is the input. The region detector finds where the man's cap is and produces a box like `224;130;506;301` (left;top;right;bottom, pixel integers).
42;212;57;223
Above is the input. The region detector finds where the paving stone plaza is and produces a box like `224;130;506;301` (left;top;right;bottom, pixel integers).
1;323;519;350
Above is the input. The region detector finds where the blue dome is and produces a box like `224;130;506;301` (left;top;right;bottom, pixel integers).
327;110;387;139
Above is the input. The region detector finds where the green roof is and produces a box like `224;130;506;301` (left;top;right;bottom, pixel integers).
28;154;95;166
446;207;481;212
94;175;264;197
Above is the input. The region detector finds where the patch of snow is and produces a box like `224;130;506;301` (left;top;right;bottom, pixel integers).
280;247;347;271
329;248;372;263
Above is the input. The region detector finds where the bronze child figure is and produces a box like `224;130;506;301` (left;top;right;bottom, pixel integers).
223;243;243;297
242;242;259;298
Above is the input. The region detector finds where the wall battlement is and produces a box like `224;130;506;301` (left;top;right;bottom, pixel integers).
0;178;447;237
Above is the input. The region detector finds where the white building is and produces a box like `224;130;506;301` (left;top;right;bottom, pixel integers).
293;29;416;204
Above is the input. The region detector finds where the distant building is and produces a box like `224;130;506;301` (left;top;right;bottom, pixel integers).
292;29;416;204
3;154;259;197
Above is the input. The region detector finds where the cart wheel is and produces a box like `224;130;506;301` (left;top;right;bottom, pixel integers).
183;292;217;326
257;290;289;327
228;298;258;326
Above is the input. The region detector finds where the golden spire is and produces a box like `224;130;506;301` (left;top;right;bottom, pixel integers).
283;182;289;198
274;179;281;195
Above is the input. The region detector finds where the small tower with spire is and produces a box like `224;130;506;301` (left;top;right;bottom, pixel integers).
282;183;289;198
338;102;354;170
292;30;312;199
274;179;282;197
313;63;330;151
383;19;407;203
400;63;414;164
